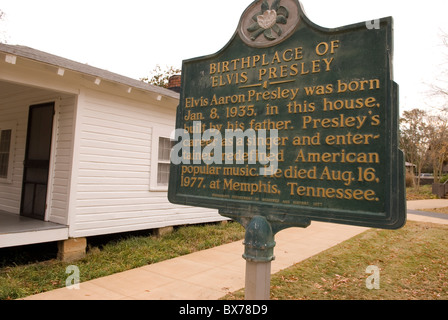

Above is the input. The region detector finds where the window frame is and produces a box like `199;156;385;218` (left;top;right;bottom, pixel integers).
149;126;175;191
0;121;16;184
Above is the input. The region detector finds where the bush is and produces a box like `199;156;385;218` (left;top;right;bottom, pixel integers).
405;172;415;187
439;174;448;184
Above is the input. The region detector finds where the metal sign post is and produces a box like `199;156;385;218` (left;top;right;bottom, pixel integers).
243;216;274;300
245;260;271;300
224;212;310;300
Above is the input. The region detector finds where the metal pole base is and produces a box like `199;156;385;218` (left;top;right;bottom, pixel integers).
217;210;310;301
242;216;274;300
245;260;271;300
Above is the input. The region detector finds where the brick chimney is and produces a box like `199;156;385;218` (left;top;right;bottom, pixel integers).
167;74;181;93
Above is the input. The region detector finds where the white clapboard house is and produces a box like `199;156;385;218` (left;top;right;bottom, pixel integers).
0;44;223;254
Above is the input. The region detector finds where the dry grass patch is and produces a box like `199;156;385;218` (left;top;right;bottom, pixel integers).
224;221;448;300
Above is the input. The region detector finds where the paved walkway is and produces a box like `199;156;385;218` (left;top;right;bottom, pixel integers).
407;199;448;224
23;200;448;300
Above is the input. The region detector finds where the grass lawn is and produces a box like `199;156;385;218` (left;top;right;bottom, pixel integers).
224;221;448;300
406;185;438;200
0;222;245;300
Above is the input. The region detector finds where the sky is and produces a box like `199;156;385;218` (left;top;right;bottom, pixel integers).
1;0;448;113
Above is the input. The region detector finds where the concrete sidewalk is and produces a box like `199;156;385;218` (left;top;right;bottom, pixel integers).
23;200;448;300
407;199;448;224
407;199;448;210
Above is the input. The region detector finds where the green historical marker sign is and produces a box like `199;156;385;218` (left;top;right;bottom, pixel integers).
168;0;406;230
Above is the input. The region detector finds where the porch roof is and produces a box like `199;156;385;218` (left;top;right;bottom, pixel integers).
0;43;179;100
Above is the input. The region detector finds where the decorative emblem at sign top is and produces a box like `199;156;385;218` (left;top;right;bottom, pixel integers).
257;10;278;30
247;0;290;41
239;0;300;48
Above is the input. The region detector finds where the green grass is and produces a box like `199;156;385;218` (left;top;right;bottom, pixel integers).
406;185;438;200
224;221;448;300
0;222;245;300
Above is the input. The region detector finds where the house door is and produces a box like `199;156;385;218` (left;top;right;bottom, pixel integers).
20;102;55;220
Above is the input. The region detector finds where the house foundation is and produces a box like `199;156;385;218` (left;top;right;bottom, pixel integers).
153;226;174;237
57;238;87;262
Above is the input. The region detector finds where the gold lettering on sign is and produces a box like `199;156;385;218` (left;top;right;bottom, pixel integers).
180;37;385;206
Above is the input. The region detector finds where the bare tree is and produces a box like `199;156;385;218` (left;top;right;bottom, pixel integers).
399;109;431;189
427;113;448;182
0;9;7;43
429;31;448;112
400;108;448;189
140;65;181;88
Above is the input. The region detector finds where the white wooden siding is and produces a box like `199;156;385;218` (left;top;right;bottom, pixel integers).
0;82;75;224
0;85;25;213
47;95;75;224
72;89;223;237
1;67;222;240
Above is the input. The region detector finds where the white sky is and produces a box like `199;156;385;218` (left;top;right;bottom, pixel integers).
1;0;448;113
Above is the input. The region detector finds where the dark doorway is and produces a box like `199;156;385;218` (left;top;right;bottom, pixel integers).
20;102;55;220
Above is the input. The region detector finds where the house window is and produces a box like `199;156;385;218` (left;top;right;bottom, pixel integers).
0;122;15;183
157;137;174;186
0;129;11;178
150;126;176;191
